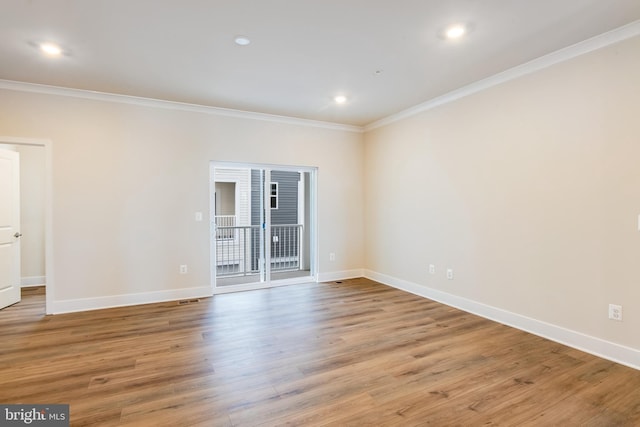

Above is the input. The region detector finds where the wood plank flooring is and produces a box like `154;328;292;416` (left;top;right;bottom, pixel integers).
1;279;640;426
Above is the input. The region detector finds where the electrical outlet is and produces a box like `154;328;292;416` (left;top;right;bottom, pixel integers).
446;268;454;280
329;252;336;261
179;265;188;274
429;264;435;275
608;304;622;321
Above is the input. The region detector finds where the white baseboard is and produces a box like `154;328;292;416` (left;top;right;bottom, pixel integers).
365;269;640;371
318;269;365;283
50;286;213;314
49;270;361;313
213;274;319;294
21;276;46;287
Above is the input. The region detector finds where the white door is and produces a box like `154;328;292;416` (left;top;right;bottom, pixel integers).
0;149;21;309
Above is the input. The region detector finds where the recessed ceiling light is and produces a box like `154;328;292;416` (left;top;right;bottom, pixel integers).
234;36;251;46
39;42;63;56
445;24;467;39
334;95;348;104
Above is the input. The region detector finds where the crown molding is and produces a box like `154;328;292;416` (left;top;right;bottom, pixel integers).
364;20;640;132
0;79;363;134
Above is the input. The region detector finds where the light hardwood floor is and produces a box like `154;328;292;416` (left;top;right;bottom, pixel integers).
1;279;639;426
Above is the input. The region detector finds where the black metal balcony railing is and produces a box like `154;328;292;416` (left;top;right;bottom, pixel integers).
214;223;303;277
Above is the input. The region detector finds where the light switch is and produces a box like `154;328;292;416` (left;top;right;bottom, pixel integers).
195;212;203;222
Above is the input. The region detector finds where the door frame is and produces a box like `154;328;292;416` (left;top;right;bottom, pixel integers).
0;136;54;314
209;161;318;294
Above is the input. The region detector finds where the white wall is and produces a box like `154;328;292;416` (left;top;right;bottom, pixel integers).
364;35;640;363
0;90;364;311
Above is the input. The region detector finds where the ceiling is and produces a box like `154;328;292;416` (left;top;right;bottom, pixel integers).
1;1;639;127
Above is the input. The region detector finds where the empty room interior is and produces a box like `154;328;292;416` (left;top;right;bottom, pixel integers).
1;1;640;425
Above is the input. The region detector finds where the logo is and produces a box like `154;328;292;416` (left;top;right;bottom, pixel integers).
0;405;69;426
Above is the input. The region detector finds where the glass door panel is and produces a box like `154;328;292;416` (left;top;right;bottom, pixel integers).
213;167;264;286
268;169;312;283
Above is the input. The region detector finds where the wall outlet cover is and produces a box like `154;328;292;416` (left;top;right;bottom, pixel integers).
608;304;622;321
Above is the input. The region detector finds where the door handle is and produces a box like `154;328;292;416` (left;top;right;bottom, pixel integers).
14;232;22;238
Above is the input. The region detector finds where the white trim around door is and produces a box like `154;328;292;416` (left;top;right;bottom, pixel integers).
209;161;318;294
0;136;54;315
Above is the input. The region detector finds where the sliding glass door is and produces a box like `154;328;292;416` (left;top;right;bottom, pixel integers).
211;162;316;291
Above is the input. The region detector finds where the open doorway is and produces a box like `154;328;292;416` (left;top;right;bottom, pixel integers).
0;137;52;314
210;162;317;293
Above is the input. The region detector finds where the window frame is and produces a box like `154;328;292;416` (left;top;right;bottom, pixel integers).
270;182;278;210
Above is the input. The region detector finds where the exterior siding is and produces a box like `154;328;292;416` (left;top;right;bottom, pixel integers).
251;169;262;226
271;170;300;225
251;170;300;225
